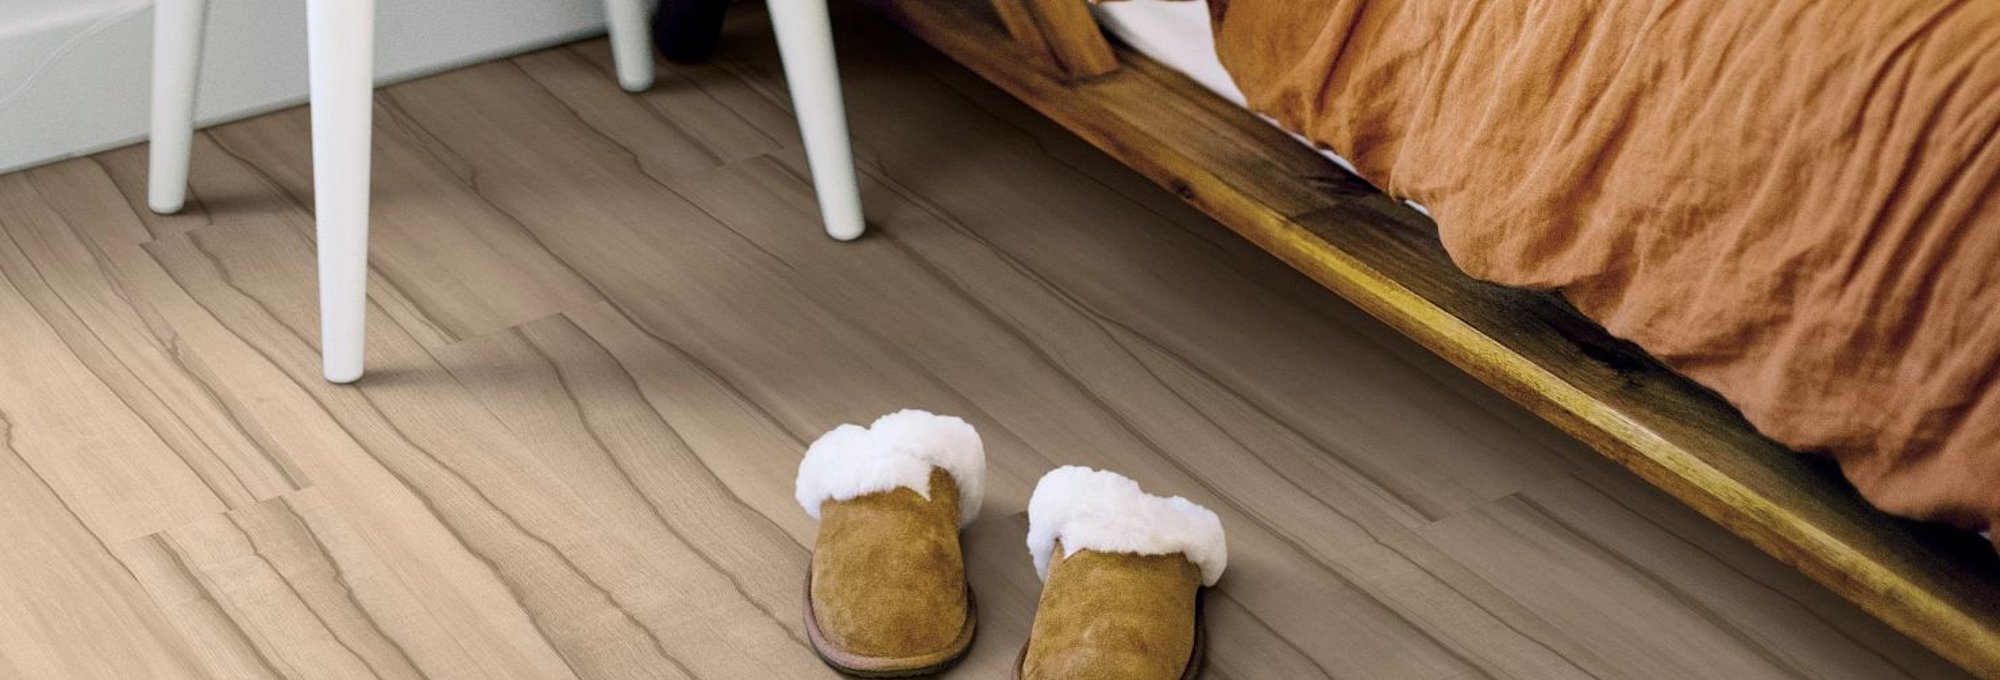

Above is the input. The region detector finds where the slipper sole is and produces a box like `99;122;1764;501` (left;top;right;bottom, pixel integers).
1011;590;1205;680
804;574;977;677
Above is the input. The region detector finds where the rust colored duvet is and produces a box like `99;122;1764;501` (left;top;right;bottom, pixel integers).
1207;0;2000;536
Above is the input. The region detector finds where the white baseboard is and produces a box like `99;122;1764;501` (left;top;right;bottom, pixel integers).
0;0;616;173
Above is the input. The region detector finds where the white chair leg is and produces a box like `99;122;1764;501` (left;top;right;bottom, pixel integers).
604;0;655;92
306;0;374;384
767;0;865;241
148;0;206;214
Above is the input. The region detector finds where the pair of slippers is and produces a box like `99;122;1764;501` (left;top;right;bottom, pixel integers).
795;410;1228;678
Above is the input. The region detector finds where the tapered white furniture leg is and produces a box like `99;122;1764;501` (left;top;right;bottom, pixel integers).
307;0;374;383
766;0;865;240
149;0;206;214
604;0;655;92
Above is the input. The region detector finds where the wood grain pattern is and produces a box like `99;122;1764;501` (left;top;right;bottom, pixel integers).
198;101;607;348
0;2;1975;678
117;490;487;680
861;0;2000;676
988;0;1119;80
0;408;208;679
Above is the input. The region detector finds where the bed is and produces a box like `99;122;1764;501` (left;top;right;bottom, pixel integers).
1093;2;1386;200
859;0;2000;676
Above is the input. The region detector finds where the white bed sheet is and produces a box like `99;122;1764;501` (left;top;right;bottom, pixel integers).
1090;0;1430;214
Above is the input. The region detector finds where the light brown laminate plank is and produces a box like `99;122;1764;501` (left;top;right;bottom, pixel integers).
73;231;585;680
432;308;817;648
0;412;210;679
140;216;822;679
198;101;605;348
519;44;789;170
21;147;752;678
87;132;465;349
1563;464;1978;679
1422;474;1969;679
0;174;227;541
7;160;304;505
117;489;487;680
89;137;245;243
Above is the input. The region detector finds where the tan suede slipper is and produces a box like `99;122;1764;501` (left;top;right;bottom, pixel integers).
1015;466;1227;680
796;410;985;677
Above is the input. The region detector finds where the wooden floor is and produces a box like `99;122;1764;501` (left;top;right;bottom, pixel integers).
0;5;1973;679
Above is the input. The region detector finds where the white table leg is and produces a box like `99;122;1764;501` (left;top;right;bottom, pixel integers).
604;0;655;92
148;0;206;214
307;0;374;384
767;0;865;241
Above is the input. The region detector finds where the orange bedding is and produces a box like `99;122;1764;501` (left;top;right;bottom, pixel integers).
1207;0;2000;536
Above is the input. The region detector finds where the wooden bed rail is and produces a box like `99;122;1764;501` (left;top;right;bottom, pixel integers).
988;0;1119;79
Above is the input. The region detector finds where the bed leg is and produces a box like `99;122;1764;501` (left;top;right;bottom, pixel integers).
990;0;1117;80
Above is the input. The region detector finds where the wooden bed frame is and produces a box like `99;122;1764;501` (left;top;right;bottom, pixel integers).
858;0;2000;676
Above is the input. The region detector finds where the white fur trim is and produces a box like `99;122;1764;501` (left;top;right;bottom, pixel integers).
795;410;985;527
1027;466;1228;586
